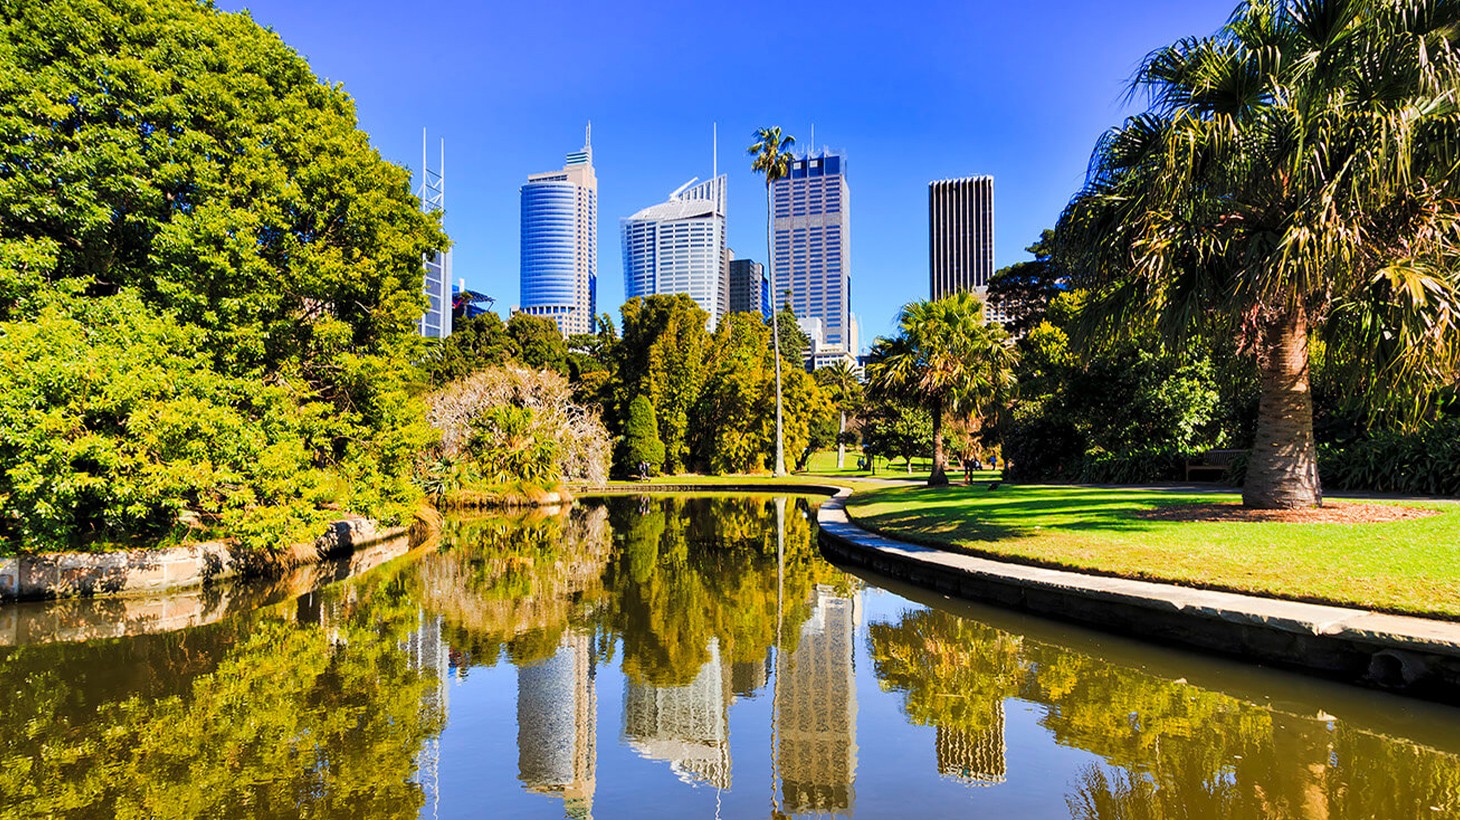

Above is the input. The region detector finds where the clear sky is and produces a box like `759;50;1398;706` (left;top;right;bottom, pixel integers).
219;0;1236;344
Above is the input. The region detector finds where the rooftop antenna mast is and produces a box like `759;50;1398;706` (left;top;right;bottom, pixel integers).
712;121;717;179
419;127;445;214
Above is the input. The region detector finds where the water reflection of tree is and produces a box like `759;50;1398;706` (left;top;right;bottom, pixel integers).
867;606;1460;817
413;507;613;669
0;563;443;819
868;609;1025;785
602;495;840;688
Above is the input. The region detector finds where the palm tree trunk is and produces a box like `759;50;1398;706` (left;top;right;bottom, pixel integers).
836;410;846;470
1244;303;1322;509
767;183;786;477
929;396;949;486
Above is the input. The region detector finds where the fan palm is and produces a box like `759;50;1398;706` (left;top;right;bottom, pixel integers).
868;292;1017;486
749;126;796;476
815;359;863;469
1059;0;1460;508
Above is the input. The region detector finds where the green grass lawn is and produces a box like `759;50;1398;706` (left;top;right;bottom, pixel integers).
845;481;1460;619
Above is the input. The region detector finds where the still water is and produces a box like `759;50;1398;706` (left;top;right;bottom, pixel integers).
2;494;1459;818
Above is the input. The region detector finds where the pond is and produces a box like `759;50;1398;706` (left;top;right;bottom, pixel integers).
2;494;1458;818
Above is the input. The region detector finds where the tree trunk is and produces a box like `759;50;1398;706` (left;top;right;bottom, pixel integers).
1244;303;1322;509
836;410;846;470
928;396;949;486
767;184;786;477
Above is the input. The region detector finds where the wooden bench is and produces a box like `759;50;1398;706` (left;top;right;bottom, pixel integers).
1184;449;1246;482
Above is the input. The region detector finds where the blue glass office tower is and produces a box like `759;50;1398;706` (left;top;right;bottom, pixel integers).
520;129;597;336
773;150;853;356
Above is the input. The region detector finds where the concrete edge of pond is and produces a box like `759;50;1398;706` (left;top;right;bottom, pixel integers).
813;486;1460;702
0;518;413;603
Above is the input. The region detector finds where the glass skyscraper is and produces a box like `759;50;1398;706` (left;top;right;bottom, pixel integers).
621;176;729;326
520;129;597;336
728;258;770;320
773;150;852;356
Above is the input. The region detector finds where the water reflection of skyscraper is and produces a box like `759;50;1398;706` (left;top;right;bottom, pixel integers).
405;609;452;820
935;714;1007;786
622;637;733;790
777;585;860;815
517;633;598;819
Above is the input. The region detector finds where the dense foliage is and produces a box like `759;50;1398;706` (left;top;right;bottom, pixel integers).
1320;419;1460;497
1004;293;1227;484
619;395;665;475
867;292;1016;485
1057;0;1460;507
424;366;611;489
0;0;443;551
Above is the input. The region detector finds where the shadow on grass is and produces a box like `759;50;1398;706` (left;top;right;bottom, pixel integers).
850;483;1179;543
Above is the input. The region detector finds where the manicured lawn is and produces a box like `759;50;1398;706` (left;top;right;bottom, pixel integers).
845;482;1460;619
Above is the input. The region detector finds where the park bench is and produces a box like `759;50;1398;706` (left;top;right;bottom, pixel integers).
1184;449;1246;483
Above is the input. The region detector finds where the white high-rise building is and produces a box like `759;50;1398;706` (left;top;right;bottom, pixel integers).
622;176;729;327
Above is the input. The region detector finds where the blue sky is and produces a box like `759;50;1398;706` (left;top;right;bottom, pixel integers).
220;0;1236;344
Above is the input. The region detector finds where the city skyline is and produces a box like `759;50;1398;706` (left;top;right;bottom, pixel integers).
215;0;1238;342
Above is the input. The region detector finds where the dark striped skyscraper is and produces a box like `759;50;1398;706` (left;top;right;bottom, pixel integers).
928;176;995;300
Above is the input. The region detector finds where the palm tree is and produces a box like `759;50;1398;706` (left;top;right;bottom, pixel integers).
868;292;1017;486
815;359;862;469
1058;0;1460;509
749;127;796;477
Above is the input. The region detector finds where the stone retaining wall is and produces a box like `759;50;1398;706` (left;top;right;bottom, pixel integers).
0;526;418;645
0;518;403;602
815;487;1460;702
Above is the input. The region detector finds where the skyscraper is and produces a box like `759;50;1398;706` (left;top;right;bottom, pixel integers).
520;127;597;337
928;176;995;300
773;150;852;356
621;176;729;326
418;130;452;339
728;258;770;320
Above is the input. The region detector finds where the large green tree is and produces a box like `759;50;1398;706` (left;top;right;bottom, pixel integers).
612;294;710;473
0;0;445;549
868;292;1017;486
986;230;1067;335
1058;0;1460;508
694;312;775;473
749;127;796;477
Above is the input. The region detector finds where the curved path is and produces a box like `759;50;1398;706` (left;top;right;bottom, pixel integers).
811;486;1460;702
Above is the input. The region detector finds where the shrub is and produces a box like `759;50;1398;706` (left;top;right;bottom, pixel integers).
1003;414;1084;481
1076;447;1187;484
425;367;611;487
619;395;665;476
1318;420;1460;497
0;290;397;553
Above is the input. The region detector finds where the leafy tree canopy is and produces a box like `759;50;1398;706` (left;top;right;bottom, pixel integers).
0;0;445;549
